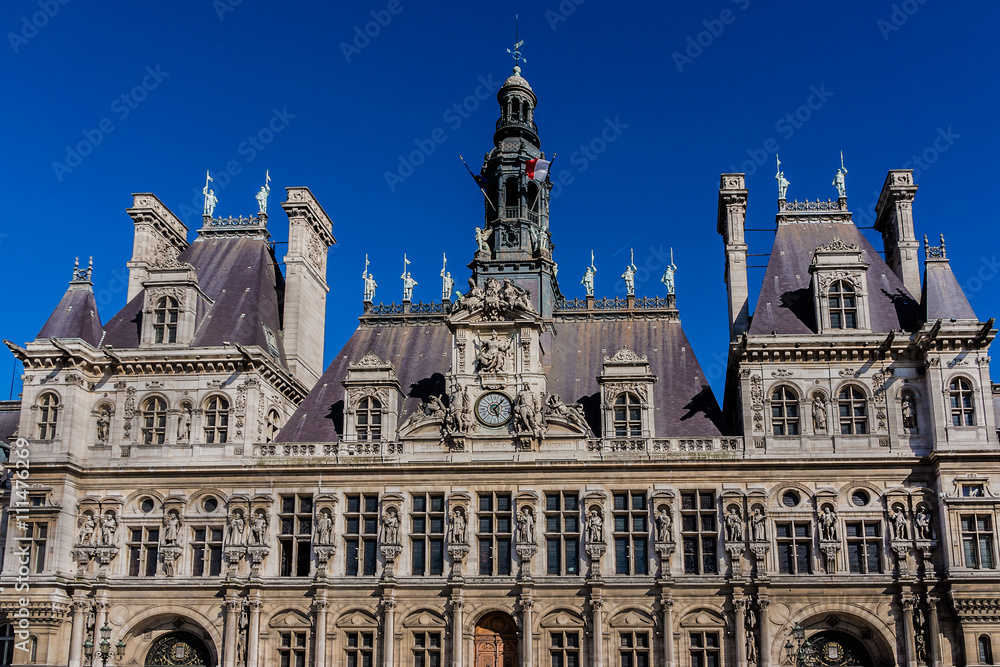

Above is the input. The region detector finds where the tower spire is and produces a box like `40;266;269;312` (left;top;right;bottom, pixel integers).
507;14;526;74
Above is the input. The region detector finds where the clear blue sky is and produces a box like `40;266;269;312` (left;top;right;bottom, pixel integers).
2;0;998;400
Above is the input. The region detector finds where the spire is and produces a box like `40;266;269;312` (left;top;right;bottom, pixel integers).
494;19;539;148
37;257;103;346
921;233;977;321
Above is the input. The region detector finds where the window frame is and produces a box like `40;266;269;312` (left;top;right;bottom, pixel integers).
477;492;513;576
37;392;60;440
344;630;375;667
845;520;883;574
688;630;722;667
411;493;445;576
960;513;996;569
549;630;581;667
279;494;313;577
612;491;649;576
948;377;976;427
545;491;581;576
278;629;309;667
345;494;379;576
770;386;800;436
612;393;643;438
152;296;179;344
617;629;650;667
827;280;858;330
837;385;868;435
190;524;224;577
127;525;160;577
775;520;812;574
141;396;168;445
411;630;443;667
203;395;230;444
681;491;718;575
356;395;383;441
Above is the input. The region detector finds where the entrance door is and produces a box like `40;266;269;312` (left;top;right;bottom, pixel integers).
810;630;874;667
144;631;213;667
474;612;518;667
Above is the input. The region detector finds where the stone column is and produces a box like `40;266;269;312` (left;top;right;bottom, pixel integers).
246;596;262;667
901;596;917;667
661;595;674;667
592;597;604;667
451;597;464;667
733;597;747;667
93;596;108;667
758;597;771;667
314;595;329;667
68;597;90;667
926;596;942;667
521;596;534;667
383;595;396;667
223;597;241;667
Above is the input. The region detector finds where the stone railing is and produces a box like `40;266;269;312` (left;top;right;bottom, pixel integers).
588;436;744;455
253;441;403;458
778;198;848;212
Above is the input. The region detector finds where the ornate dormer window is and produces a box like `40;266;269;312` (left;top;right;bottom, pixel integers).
152;296;179;343
355;396;382;441
342;352;404;443
598;346;657;441
613;393;642;437
809;237;871;333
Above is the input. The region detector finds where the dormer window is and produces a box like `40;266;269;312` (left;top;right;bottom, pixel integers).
809;237;871;333
613;393;643;437
356;396;382;441
153;296;179;343
827;281;858;329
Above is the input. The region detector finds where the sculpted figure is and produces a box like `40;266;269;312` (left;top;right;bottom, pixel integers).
514;387;543;438
581;265;596;297
256;180;270;215
251;510;269;546
177;406;192;443
475;226;494;253
517;507;535;544
162;511;181;545
902;394;918;430
441;269;454;301
819;507;838;541
914;507;931;540
587;508;604;543
227;510;247;546
382;508;400;545
660;250;678;294
655;507;673;542
363;271;378;303
725;508;745;542
776;155;790;200
316;509;334;545
750;508;766;541
890;507;909;540
476;331;510;374
621;262;637;296
203;185;218;217
449;508;468;544
812;395;827;432
237;605;249;664
401;271;417;301
96;407;111;443
832;165;848;198
100;511;118;547
546;394;590;434
77;513;97;546
426;395;447;419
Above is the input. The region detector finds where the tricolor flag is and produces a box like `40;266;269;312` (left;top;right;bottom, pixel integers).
525;158;551;181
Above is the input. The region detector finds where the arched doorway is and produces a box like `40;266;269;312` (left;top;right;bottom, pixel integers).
809;630;874;667
474;612;518;667
144;631;213;667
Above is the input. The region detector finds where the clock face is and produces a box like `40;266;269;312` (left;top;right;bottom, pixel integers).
476;392;513;427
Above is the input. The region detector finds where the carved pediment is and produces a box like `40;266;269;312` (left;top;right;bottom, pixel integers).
449;277;536;323
605;345;647;364
336;609;379;628
269;609;311;628
403;609;447;628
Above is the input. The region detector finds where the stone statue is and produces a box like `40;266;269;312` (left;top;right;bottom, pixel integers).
227;509;247;546
77;512;97;546
96;407;111;443
441;268;454;301
776;155;789;200
586;508;604;543
237;605;249;664
914;507;931;540
546;394;590;434
819;507;838;541
832;166;848;198
812;395;827;432
501;278;532;311
443;385;473;436
315;509;334;545
177;406;192;443
746;627;758;665
655;507;672;542
517;506;535;544
363;264;377;303
382;508;400;545
476;331;511;374
401;271;417;302
581;265;596;297
202;176;218;217
902;394;917;430
890;507;909;540
256;171;270;214
750;508;766;541
725;508;745;541
251;510;269;546
514;386;544;438
621;261;637;296
660;249;677;294
162;510;181;545
425;395;447;420
449;508;467;544
100;511;119;547
475;226;494;253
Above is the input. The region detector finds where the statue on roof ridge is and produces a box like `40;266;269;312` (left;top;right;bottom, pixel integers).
621;249;637;296
256;170;271;214
362;255;377;303
203;170;218;217
581;251;596;297
832;151;848;198
660;248;677;295
775;154;789;200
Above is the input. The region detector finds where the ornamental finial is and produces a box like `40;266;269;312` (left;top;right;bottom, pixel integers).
507;14;526;74
71;256;93;283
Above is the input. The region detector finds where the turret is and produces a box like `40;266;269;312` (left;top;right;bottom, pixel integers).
717;174;750;340
874;170;920;297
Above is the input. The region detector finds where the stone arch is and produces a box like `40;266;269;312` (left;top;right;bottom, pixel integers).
774;605;895;667
143;631;214;666
120;610;221;667
124;488;166;512
474;611;519;667
767;481;814;507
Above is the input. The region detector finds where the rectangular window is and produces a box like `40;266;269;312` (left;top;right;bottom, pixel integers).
346;494;379;576
689;631;721;667
345;631;375;667
961;514;996;569
550;631;580;667
127;526;159;577
278;631;308;667
411;493;445;576
775;522;812;574
279;494;313;577
845;521;883;574
545;492;580;575
681;491;718;575
618;631;650;667
612;492;649;575
191;525;224;576
412;631;442;667
478;492;513;575
26;522;47;574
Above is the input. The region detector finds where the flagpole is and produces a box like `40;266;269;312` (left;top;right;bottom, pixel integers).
460;155;497;211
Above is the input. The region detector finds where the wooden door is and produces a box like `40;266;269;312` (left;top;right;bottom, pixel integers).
474;613;518;667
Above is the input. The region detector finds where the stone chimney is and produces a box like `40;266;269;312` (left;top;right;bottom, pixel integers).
125;193;189;302
717;174;750;340
874;170;920;297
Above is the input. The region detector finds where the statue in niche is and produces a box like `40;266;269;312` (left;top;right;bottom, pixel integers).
889;507;909;540
586;508;604;543
818;507;838;541
315;508;335;545
162;510;181;545
382;507;400;545
250;510;269;546
177;406;192;443
96;407;111;443
812;395;827;432
514;387;544;438
476;331;512;374
77;512;97;546
99;511;119;547
914;506;931;540
746;608;759;665
725;507;745;541
236;605;249;664
750;508;766;541
902;393;918;430
449;507;468;544
655;506;672;542
227;509;247;546
517;506;535;544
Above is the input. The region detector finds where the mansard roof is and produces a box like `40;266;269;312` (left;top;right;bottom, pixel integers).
277;316;726;443
749;221;922;336
102;236;287;363
37;282;103;346
922;254;977;321
0;401;20;450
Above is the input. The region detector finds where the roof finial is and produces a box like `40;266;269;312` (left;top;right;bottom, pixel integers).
507;14;526;75
71;256;93;283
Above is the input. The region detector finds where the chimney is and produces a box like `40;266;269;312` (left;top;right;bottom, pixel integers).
125;194;189;302
281;187;336;389
874;170;920;297
717;174;750;340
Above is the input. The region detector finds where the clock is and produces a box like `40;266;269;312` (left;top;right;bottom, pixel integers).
475;391;513;427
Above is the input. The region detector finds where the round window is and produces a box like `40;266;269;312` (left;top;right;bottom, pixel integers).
851;489;870;507
203;497;219;513
140;498;155;513
781;490;800;507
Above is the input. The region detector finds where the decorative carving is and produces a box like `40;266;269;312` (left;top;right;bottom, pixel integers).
449;507;468;545
382;507;401;546
99;511;120;547
816;236;859;253
475;330;514;373
76;511;97;547
605;345;647;364
545;394;591;434
227;509;248;546
452;277;533;320
123;387;136;441
889;506;909;540
513;386;544;439
605;382;649;402
818;506;838;541
820;542;840;574
96;406;111;443
655;505;673;543
725;507;745;542
352;351;388;368
516;506;536;544
162;510;181;545
914;505;932;540
250;509;269;546
771;369;792;378
812;394;828;432
749;508;766;542
315;508;335;546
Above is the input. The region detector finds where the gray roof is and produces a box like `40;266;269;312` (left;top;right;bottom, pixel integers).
749;222;922;335
0;401;21;450
922;259;977;321
37;284;103;346
102;237;287;364
278;317;726;443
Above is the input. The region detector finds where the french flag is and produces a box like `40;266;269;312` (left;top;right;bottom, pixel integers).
525;158;551;181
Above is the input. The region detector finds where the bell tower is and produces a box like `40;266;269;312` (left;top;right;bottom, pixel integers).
469;59;560;319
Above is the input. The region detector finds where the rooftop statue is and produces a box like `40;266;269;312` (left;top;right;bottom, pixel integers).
660;248;677;294
440;254;454;301
581;250;596;297
255;170;271;214
203;170;218;216
362;254;377;303
776;154;789;200
832;151;848;198
621;249;637;296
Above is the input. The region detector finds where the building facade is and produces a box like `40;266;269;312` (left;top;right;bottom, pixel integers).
1;65;998;667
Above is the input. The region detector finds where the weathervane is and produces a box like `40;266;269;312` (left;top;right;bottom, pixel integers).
507;15;526;72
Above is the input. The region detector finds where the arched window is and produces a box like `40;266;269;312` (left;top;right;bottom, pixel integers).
613;393;642;437
979;635;994;665
838;386;868;435
153;296;179;343
141;397;167;445
356;396;382;441
266;409;281;443
37;392;59;439
949;378;975;426
204;396;229;444
828;281;858;329
771;387;800;436
505;176;519;209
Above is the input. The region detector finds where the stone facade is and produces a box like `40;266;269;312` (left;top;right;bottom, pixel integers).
0;66;998;667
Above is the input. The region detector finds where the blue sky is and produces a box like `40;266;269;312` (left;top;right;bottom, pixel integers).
2;0;998;400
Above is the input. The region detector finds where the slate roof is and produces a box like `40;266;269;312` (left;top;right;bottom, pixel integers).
37;284;103;346
749;222;922;335
278;317;726;443
102;237;287;364
922;258;977;321
0;401;20;451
